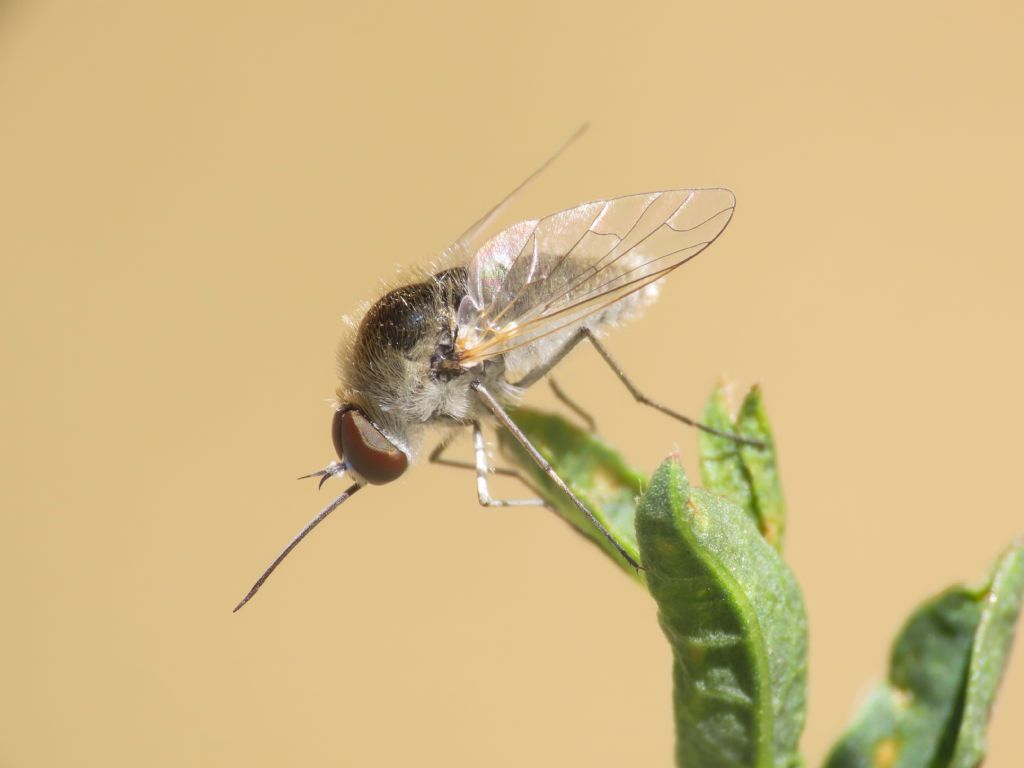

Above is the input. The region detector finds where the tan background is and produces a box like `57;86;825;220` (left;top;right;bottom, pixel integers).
2;1;1022;765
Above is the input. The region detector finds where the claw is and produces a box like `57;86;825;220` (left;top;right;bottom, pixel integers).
298;461;347;489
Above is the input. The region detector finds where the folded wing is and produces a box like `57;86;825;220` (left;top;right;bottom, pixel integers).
455;188;736;378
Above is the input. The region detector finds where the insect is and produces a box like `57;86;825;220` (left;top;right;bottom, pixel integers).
233;128;749;611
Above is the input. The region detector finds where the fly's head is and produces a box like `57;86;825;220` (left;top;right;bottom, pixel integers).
330;404;408;485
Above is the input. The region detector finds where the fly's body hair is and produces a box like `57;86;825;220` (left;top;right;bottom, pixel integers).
336;264;521;463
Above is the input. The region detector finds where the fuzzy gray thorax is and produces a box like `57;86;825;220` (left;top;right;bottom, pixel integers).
337;267;519;461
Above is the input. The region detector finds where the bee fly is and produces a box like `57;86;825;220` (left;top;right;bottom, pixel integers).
233;127;753;611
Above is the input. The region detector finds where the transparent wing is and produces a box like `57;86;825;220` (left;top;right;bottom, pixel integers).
455;188;736;368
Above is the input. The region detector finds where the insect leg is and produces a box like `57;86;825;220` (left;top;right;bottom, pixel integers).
510;328;587;389
467;421;547;508
471;381;641;570
580;328;765;448
547;377;596;432
430;432;552;506
511;326;759;445
428;434;521;479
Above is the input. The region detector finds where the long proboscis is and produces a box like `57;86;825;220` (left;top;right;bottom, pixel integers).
233;481;364;612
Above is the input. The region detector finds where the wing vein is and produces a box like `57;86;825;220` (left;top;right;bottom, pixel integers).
456;188;735;371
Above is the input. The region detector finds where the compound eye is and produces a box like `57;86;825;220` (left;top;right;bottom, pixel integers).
338;408;408;485
331;407;347;462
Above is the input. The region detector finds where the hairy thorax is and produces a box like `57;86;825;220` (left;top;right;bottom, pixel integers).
337;267;515;456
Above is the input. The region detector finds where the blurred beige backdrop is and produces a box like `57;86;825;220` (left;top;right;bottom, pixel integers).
2;1;1022;766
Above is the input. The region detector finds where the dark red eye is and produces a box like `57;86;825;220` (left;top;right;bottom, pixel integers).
331;407;347;462
332;407;408;485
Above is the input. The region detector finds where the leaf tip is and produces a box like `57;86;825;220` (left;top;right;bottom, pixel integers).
652;452;690;490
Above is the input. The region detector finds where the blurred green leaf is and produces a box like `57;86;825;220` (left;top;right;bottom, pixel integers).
636;459;807;767
700;384;786;550
949;541;1024;767
823;542;1024;768
499;407;646;578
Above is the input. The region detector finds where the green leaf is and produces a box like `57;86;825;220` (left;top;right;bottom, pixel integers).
699;384;786;551
636;458;808;767
498;407;646;578
949;541;1024;767
823;541;1024;768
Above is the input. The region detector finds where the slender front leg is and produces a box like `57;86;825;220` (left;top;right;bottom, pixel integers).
429;434;521;479
429;428;548;507
471;421;545;508
471;381;641;570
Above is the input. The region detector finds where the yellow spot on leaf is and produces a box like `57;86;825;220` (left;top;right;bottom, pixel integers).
872;738;900;768
688;498;708;530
